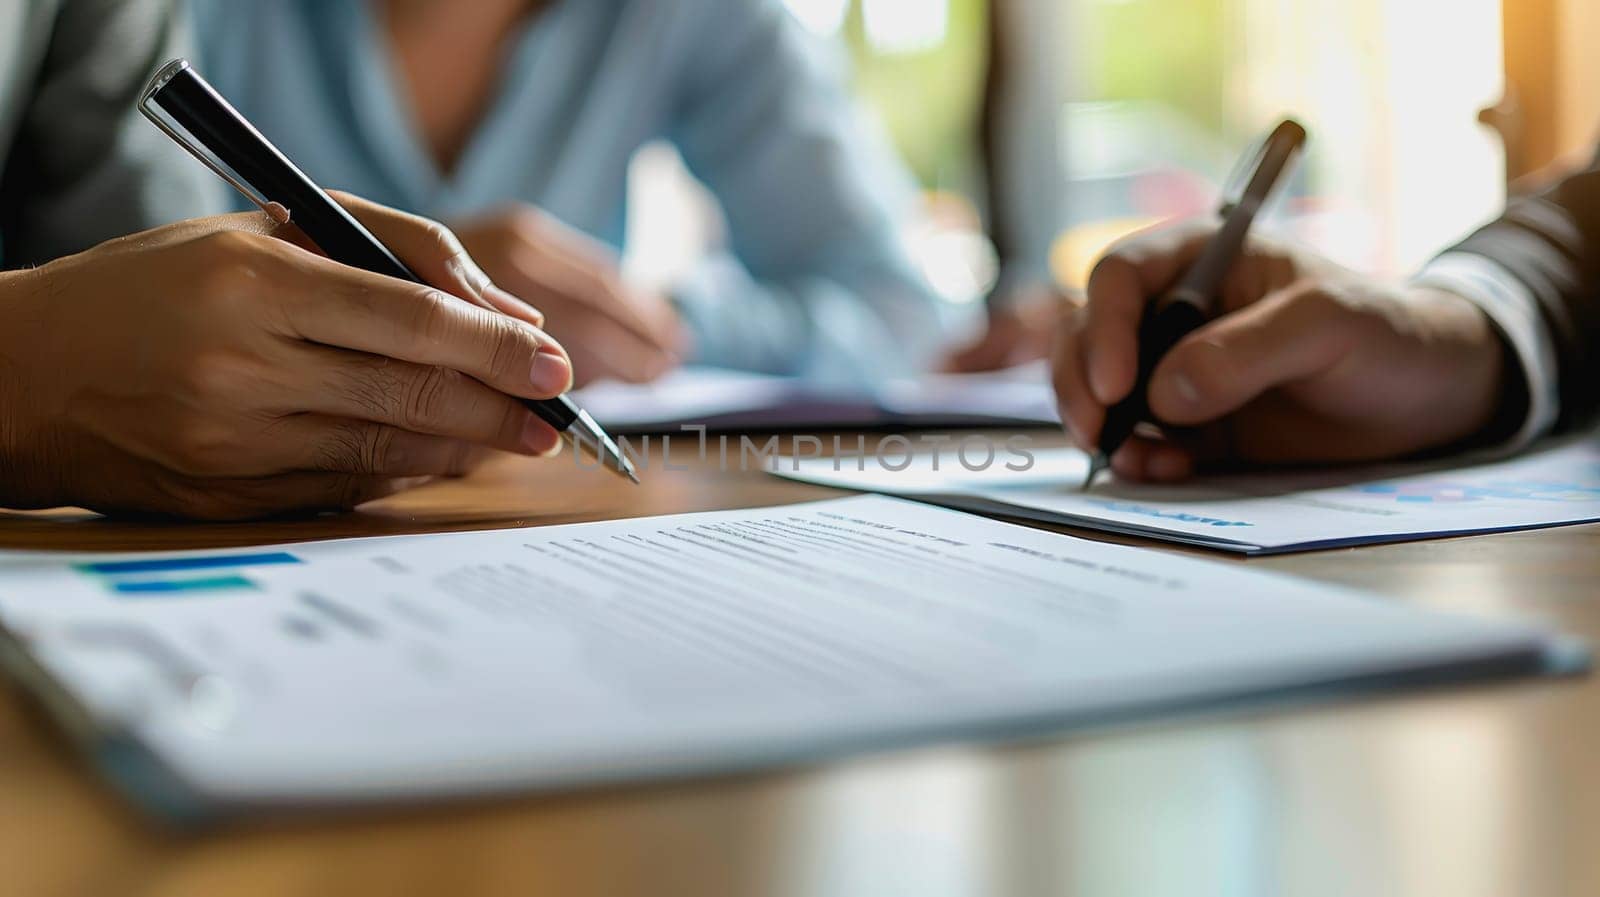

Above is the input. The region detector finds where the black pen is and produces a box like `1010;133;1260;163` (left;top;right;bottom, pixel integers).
1084;119;1307;488
138;59;639;484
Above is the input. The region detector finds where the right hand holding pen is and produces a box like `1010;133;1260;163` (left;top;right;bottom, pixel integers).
0;195;574;518
1054;222;1514;482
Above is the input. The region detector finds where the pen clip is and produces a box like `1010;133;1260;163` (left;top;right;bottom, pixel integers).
1216;119;1307;219
139;94;275;215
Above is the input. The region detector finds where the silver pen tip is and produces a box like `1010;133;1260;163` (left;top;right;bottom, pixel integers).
568;408;641;484
1081;451;1108;491
599;439;640;485
604;438;640;484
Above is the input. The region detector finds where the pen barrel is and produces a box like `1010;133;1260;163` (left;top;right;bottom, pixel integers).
1097;301;1209;454
144;65;418;283
1159;214;1258;321
525;394;580;430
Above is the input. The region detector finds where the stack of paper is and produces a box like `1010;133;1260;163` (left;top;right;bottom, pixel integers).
574;365;1059;433
0;496;1573;819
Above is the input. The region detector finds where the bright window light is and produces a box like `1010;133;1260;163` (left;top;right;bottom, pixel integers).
783;0;851;37
862;0;949;55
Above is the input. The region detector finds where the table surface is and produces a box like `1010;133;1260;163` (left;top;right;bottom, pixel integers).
3;433;1598;897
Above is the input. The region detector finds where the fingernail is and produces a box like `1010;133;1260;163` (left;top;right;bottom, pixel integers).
530;349;572;394
1170;371;1201;406
1087;352;1114;403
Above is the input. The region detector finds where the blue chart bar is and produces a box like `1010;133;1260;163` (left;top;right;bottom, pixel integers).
112;576;258;595
76;552;302;576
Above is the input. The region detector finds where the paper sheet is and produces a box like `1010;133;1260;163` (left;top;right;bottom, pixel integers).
773;439;1600;554
0;496;1564;815
573;365;1058;433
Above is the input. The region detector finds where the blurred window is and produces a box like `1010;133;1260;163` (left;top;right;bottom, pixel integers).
791;0;1508;279
631;1;1510;294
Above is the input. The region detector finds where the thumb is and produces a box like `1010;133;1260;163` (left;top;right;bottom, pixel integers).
1147;287;1361;425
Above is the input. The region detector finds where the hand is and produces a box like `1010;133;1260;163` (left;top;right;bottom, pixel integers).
0;193;575;519
941;285;1073;372
1054;222;1510;482
452;206;687;386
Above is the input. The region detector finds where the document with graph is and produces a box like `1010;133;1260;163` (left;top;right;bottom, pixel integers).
0;496;1573;819
774;438;1600;554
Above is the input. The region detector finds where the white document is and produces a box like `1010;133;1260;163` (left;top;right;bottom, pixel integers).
574;365;1058;433
775;438;1600;554
0;496;1568;817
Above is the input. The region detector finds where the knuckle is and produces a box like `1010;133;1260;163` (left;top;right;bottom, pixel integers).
193;231;273;296
406;289;459;349
1086;253;1134;296
314;424;363;473
332;356;404;419
418;216;467;260
361;425;398;475
173;350;247;400
400;365;459;430
202;352;262;398
485;317;536;384
316;422;392;475
166;419;239;477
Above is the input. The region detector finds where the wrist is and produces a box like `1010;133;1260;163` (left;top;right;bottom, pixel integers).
0;266;63;508
1406;285;1521;449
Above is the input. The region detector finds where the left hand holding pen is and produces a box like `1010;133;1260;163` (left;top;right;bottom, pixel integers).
453;205;688;387
1055;222;1514;481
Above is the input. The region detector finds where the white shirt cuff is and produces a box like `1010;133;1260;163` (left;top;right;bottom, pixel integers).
1412;252;1559;450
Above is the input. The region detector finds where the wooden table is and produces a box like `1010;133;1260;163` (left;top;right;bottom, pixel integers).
3;433;1597;897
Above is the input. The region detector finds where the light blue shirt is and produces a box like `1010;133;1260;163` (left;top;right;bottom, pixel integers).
193;0;960;384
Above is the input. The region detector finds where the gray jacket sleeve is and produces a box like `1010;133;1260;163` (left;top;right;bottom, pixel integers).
0;0;223;266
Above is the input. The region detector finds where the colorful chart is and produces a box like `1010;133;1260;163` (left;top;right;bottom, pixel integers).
75;551;301;597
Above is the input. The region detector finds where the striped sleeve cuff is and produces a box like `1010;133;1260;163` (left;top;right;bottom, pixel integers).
1412;252;1560;450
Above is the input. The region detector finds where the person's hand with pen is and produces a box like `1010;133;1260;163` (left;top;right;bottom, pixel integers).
1054;222;1515;482
0;194;576;519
